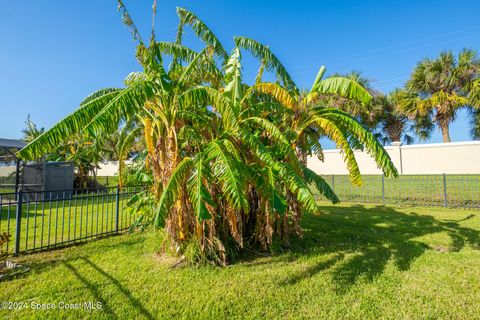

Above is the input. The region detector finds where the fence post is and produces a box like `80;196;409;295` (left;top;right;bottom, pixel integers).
331;174;335;192
115;185;120;233
381;174;385;204
443;173;447;207
14;189;23;255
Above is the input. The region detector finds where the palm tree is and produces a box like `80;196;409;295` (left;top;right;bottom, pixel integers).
402;49;480;142
17;3;397;263
21;115;45;143
371;90;434;145
471;109;480;140
467;78;480;140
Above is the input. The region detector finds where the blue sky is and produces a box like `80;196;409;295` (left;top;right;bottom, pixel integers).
1;0;479;148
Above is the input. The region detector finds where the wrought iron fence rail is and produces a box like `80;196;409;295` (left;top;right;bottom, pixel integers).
0;186;144;255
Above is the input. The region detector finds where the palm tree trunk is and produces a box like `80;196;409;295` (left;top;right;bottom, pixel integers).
386;119;404;143
439;122;451;143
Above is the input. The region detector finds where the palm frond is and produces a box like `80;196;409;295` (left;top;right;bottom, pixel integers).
255;60;265;85
313;76;372;104
84;81;160;135
116;0;143;44
178;46;220;86
17;88;122;160
300;114;362;185
470;108;480;140
242;116;300;172
124;72;147;86
155;157;194;227
302;166;339;204
239;130;319;213
176;7;228;63
206;141;249;212
245;82;296;109
178;86;238;129
156;42;198;63
311;108;399;178
234;36;299;95
187;155;215;220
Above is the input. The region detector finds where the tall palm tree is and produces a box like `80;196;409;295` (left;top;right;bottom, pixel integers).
402;49;480;142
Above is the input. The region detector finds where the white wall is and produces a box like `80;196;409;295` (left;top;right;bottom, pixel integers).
1;161;130;178
96;161;132;176
307;141;480;175
5;142;479;177
0;166;15;177
96;161;121;176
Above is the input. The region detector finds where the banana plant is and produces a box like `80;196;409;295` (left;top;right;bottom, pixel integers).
235;37;397;186
17;3;397;264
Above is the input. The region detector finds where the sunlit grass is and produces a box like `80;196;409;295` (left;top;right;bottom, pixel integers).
1;202;479;319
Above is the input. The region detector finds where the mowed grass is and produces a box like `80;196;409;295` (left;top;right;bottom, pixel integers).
318;174;480;208
1;203;480;319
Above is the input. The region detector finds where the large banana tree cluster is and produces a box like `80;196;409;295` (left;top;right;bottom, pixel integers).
17;3;397;264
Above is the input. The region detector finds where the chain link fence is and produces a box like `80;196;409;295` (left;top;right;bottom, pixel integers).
316;174;480;209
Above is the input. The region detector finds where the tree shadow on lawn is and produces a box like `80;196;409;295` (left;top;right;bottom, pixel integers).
3;234;143;281
64;258;155;320
279;204;480;293
3;235;154;318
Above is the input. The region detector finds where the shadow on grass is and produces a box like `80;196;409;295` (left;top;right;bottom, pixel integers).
78;258;154;319
280;204;480;293
3;233;143;281
63;261;117;317
60;255;154;319
3;233;153;317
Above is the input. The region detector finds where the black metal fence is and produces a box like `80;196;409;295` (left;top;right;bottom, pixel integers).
2;173;478;256
0;186;144;255
317;174;480;209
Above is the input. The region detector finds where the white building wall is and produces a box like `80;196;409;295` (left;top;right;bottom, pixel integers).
4;142;479;177
96;161;132;176
1;161;131;177
307;141;480;175
0;166;16;177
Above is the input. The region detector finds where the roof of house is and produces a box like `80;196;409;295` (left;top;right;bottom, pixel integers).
0;138;27;149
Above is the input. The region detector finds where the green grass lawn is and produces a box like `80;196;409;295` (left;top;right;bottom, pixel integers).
1;202;479;319
317;174;480;208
